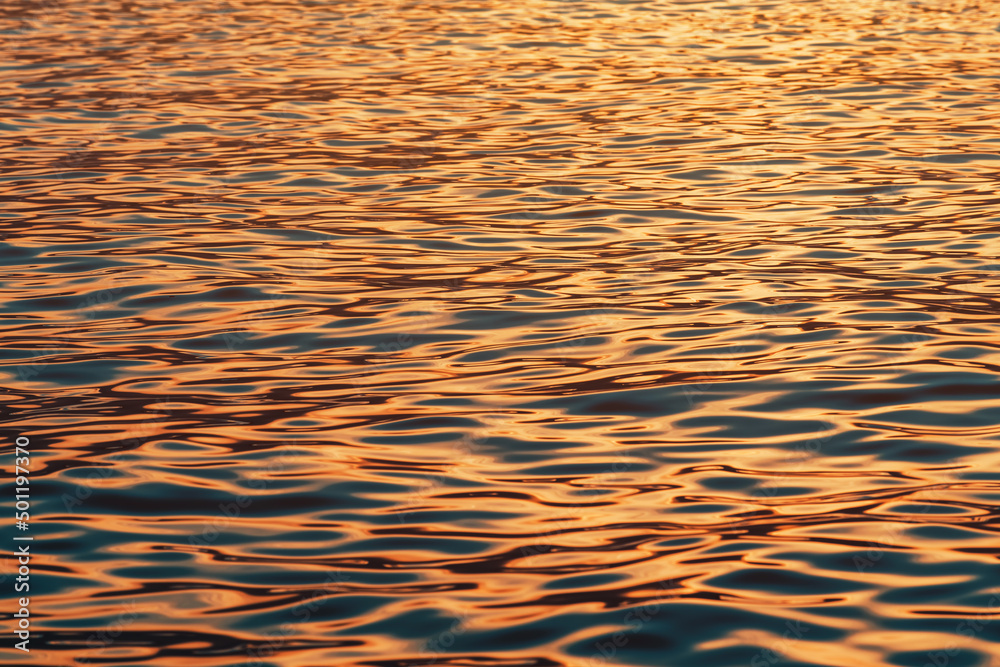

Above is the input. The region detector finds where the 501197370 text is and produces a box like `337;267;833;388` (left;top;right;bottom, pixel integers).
12;435;33;653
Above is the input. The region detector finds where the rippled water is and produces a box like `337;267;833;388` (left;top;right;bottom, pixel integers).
5;0;1000;664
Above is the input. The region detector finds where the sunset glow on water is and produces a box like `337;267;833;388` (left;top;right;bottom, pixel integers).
4;0;1000;665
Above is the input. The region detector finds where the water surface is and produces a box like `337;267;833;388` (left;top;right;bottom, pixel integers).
4;0;1000;665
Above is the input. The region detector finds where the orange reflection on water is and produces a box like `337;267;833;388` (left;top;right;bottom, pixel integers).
5;0;1000;665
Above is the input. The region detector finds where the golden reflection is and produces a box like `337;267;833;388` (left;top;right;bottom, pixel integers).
5;0;1000;665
